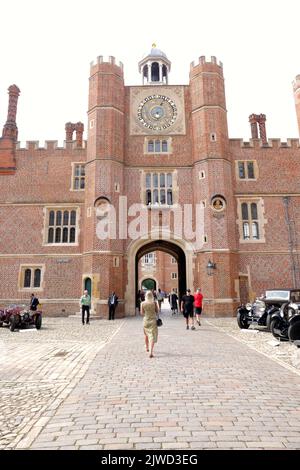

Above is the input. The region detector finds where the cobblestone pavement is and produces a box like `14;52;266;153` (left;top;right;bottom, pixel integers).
20;307;300;451
0;317;122;449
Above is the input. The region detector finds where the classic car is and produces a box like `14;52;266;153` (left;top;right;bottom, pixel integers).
236;289;300;331
0;304;42;332
269;294;300;344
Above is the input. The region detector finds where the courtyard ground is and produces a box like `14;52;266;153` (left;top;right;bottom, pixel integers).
1;303;300;450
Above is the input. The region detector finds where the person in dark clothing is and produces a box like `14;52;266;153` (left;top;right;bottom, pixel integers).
169;289;178;314
29;293;39;311
181;289;195;330
108;292;118;320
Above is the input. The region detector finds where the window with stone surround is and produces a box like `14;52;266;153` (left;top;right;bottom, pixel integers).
145;172;173;206
72;163;85;190
237;199;266;243
142;253;156;266
45;208;79;244
19;265;44;290
145;138;171;154
237;161;257;180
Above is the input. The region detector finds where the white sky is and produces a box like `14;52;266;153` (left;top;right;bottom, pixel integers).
0;0;299;144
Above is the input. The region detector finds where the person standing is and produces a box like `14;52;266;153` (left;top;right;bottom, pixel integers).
108;291;118;320
80;289;91;325
169;289;178;314
181;289;195;330
29;293;39;311
157;288;164;314
140;290;158;358
194;288;204;326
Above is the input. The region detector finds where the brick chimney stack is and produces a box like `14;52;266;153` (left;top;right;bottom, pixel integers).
2;85;20;140
249;113;267;144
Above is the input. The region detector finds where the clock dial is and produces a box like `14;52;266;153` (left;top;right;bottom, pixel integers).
137;94;177;130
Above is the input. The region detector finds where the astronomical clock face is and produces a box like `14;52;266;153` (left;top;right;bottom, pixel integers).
137;95;177;131
130;87;185;135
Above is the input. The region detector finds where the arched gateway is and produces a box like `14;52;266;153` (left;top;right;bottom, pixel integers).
125;232;195;316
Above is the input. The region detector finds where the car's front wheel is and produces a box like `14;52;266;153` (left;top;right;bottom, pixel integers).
270;317;285;339
288;320;300;342
237;311;250;329
35;314;42;330
10;315;18;332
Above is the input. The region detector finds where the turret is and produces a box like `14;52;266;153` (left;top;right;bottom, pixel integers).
138;44;171;85
189;56;229;160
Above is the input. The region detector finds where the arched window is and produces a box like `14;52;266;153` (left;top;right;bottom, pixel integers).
62;227;68;243
70;210;76;225
153;189;159;204
70;227;76;243
34;269;41;288
151;62;159;81
146;190;151;205
167;189;173;205
56;211;62;226
241;201;260;240
49;211;55;226
63;211;69;225
55;227;61;243
48;227;54;243
155;140;160;152
24;269;31;288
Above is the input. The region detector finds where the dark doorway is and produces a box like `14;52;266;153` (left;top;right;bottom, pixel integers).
135;240;187;306
84;277;92;296
141;278;157;291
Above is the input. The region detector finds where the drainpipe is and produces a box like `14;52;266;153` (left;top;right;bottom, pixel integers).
283;196;297;288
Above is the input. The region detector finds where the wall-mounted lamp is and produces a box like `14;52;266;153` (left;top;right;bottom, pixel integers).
206;259;216;276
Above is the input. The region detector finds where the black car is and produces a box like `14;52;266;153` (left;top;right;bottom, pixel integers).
269;293;300;344
236;289;300;331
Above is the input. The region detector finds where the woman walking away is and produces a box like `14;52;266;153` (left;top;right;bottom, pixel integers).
140;290;159;358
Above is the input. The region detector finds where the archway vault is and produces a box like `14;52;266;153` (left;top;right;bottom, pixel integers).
125;231;195;316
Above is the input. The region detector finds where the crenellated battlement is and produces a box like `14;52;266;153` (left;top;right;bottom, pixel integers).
90;55;124;71
190;55;223;69
229;138;300;149
16;140;87;152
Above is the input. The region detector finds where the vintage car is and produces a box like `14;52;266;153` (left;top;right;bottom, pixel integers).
0;304;42;332
269;294;300;344
236;289;300;331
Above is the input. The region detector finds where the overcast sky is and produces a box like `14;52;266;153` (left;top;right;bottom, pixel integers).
0;0;299;144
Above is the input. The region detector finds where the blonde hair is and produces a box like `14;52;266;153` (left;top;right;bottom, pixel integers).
145;290;154;302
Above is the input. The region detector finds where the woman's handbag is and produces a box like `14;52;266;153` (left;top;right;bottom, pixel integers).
157;317;163;327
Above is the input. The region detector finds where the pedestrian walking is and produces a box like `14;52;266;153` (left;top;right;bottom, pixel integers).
136;290;142;315
169;289;178;314
80;289;91;325
140;290;159;358
181;289;195;330
157;288;164;313
194;288;203;326
108;291;118;320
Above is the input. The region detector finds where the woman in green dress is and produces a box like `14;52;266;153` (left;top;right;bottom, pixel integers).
140;290;159;358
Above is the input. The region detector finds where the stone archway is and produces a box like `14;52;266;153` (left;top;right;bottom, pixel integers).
141;277;157;291
125;231;195;315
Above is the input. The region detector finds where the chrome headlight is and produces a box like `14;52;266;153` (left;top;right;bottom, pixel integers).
246;303;252;311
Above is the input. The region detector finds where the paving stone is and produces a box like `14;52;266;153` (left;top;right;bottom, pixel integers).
1;313;300;450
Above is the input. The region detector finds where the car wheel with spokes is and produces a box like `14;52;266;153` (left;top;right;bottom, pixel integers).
35;314;42;330
270;317;284;339
237;311;250;329
288;320;300;342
